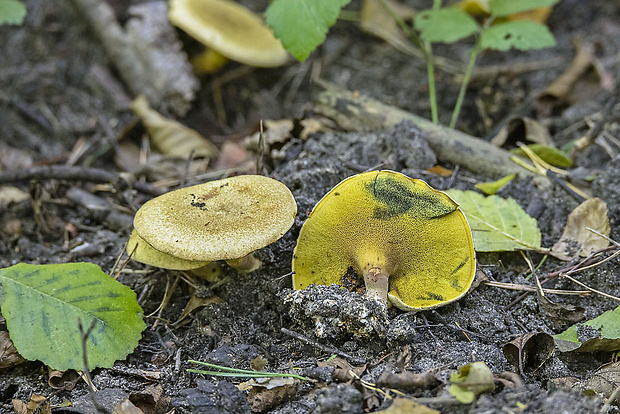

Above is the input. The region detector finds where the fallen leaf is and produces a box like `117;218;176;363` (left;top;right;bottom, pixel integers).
538;293;585;330
173;295;224;326
238;377;299;412
555;305;620;353
128;384;171;414
375;369;439;391
132;95;219;159
449;361;495;403
502;332;555;374
579;361;620;405
317;357;366;382
427;165;454;177
251;355;268;371
0;330;26;369
552;198;610;260
475;174;516;195
445;189;544;252
490;117;552;147
360;0;419;57
510;144;573;168
48;368;80;391
376;397;439;413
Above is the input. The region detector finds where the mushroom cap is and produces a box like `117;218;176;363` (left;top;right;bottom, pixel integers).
292;170;476;311
127;230;209;270
134;175;297;261
169;0;289;68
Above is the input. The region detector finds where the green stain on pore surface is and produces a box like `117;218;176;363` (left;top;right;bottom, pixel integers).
366;174;455;220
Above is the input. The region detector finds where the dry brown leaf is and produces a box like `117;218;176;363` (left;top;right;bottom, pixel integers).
48;368;80;391
375;369;439;391
128;384;171;414
552;198;610;260
0;330;26;369
132;95;219;159
360;0;419;57
579;361;620;405
12;394;48;414
376;397;439;414
538;42;603;113
538;293;585;330
317;357;366;382
490;117;552;147
238;377;299;412
426;165;453;177
173;295;223;326
503;332;555;374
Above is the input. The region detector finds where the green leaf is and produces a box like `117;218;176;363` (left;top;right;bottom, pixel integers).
554;305;620;353
446;189;544;252
414;8;479;44
449;361;495;403
0;263;145;371
475;174;516;195
510;144;573;168
489;0;560;18
0;0;26;25
480;21;556;51
265;0;352;62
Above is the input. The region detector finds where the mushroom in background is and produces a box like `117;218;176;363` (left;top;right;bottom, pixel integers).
130;175;297;273
169;0;289;73
292;170;476;311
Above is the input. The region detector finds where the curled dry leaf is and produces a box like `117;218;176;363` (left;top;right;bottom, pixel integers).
317;357;366;382
490;117;552;147
579;361;620;405
538;293;585;330
449;361;495;403
173;295;224;327
238;377;299;412
132;95;219;159
502;332;555;374
0;330;26;369
360;0;419;57
552;198;610;260
375;368;439;391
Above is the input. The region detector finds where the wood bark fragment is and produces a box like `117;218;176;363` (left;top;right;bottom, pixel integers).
312;80;537;179
71;0;198;116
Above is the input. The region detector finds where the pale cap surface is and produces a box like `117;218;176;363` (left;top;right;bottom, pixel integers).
134;175;297;261
169;0;289;67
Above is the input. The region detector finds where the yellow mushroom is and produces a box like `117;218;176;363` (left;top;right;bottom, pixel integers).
133;175;297;273
169;0;289;72
292;170;476;311
127;229;209;270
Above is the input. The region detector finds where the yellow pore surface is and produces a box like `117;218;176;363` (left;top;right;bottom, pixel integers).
292;170;476;310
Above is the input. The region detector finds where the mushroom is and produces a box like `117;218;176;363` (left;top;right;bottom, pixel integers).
292;170;476;311
133;175;297;273
169;0;289;71
127;230;209;270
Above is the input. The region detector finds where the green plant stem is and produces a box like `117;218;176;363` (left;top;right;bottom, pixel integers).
426;42;439;124
187;360;309;381
449;45;480;129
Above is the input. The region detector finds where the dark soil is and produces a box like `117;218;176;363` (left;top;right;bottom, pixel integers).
1;0;619;413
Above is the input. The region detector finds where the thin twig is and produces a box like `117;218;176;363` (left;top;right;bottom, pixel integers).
79;319;111;414
280;328;367;365
559;273;620;302
0;165;163;196
483;280;588;296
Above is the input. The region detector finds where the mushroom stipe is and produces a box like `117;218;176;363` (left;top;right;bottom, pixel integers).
292;170;476;311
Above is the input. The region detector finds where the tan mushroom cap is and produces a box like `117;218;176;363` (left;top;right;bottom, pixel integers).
169;0;289;68
133;175;297;261
127;230;209;270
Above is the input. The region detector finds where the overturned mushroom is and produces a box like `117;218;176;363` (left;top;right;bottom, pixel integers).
133;175;297;273
292;170;476;311
169;0;288;71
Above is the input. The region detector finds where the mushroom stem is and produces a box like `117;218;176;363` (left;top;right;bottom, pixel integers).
363;266;389;305
226;253;262;274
